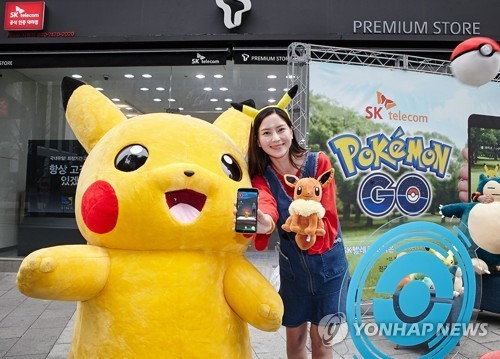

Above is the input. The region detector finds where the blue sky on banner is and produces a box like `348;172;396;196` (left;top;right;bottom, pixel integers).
309;61;500;148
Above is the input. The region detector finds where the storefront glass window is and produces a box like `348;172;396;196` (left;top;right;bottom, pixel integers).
0;61;286;254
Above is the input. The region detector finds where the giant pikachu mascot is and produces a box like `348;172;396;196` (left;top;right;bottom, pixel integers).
16;77;284;358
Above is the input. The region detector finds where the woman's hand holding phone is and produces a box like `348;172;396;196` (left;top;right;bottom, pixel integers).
232;191;275;251
256;210;274;234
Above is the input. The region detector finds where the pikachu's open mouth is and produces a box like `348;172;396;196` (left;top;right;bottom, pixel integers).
165;189;207;223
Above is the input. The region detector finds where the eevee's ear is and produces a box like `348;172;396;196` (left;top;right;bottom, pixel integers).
317;168;335;188
284;174;300;188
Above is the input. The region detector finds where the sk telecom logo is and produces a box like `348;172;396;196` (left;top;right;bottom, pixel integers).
216;0;251;29
365;91;429;124
12;5;26;16
366;91;396;120
191;53;221;65
4;1;45;31
377;91;396;110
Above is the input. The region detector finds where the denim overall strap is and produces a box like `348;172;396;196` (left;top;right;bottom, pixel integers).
298;151;319;179
264;152;326;296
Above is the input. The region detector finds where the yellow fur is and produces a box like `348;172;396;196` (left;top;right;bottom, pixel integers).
16;81;283;358
213;107;253;156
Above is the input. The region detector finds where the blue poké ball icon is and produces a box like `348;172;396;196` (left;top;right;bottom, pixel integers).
346;221;476;359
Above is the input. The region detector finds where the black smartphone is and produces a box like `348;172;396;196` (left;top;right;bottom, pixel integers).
468;114;500;199
235;188;258;233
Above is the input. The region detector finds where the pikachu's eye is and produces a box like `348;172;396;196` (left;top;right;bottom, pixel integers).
115;144;149;172
221;154;242;181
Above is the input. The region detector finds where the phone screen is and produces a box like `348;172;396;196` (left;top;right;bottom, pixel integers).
468;114;500;200
235;188;258;233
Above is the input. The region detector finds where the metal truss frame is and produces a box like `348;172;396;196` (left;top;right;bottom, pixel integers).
286;42;500;146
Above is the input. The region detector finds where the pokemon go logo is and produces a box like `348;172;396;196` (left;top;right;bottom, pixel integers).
358;172;431;217
327;126;452;179
327;126;452;218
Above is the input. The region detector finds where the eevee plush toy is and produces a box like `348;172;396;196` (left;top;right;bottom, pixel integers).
16;77;283;358
281;168;334;250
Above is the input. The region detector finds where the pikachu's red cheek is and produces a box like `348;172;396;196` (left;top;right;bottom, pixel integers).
81;180;119;234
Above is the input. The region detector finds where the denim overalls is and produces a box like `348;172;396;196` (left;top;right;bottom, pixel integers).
264;151;349;326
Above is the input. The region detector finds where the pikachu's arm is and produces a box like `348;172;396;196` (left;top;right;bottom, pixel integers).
224;258;283;332
17;245;110;301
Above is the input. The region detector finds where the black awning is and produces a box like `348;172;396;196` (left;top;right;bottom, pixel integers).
0;48;230;69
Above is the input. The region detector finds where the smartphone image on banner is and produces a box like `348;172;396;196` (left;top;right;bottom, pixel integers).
235;188;258;233
468;114;500;199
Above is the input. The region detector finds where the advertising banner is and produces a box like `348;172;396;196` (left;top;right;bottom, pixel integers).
309;61;500;226
308;57;500;358
308;61;500;275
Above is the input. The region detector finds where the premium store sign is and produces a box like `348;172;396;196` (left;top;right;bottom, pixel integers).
353;20;481;35
4;1;45;31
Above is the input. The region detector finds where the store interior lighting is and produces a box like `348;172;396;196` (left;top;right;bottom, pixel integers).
17;61;288;123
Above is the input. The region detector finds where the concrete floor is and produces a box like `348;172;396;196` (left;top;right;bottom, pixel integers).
1;251;500;358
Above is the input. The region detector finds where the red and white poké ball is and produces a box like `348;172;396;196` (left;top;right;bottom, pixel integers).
450;37;500;87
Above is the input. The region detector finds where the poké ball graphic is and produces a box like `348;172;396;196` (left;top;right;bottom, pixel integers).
406;187;420;204
450;37;500;87
346;220;479;359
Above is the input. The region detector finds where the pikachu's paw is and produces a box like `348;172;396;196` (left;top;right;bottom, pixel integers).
258;303;282;330
16;255;56;295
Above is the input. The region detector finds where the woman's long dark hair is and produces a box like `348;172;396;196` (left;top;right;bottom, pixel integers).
247;107;307;178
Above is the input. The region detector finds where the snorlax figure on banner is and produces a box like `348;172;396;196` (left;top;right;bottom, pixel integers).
440;174;500;276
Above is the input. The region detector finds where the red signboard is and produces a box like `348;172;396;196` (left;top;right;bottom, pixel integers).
4;2;45;31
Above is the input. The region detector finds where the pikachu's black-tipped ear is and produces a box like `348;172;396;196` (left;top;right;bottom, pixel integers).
231;99;256;112
241;99;256;108
276;84;299;110
288;84;299;100
61;77;126;152
231;102;243;111
61;76;85;111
